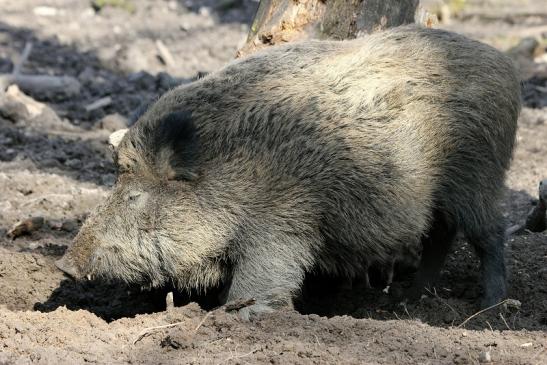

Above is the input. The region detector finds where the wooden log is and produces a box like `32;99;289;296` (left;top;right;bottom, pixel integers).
0;41;81;97
0;74;81;97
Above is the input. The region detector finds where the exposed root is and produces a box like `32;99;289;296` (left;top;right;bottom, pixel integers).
457;299;522;328
132;321;187;345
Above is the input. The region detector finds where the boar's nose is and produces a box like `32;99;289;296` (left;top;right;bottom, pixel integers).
55;254;81;279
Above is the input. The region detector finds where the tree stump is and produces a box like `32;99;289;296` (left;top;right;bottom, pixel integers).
237;0;422;57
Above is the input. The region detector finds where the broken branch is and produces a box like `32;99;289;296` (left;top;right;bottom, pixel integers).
0;41;80;96
0;74;81;97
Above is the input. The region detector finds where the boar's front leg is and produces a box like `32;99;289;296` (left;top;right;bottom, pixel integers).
225;230;315;321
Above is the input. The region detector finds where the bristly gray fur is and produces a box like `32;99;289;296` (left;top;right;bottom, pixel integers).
59;25;521;317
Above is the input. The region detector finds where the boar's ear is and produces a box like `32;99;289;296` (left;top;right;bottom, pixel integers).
155;110;200;181
109;129;129;150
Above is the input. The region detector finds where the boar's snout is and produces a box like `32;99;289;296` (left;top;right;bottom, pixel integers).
55;254;82;279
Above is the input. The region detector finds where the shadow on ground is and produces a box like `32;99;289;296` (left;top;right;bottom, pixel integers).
0;120;116;185
34;279;223;322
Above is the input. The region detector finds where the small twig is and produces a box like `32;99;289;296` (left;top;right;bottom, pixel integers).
194;311;214;333
457;299;519;328
85;96;112;112
132;321;186;345
512;310;520;329
505;224;524;236
155;40;175;67
485;320;493;332
499;312;511;330
12;42;33;76
0;74;81;95
402;303;412;319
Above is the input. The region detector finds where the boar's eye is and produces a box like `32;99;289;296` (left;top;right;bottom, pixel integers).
126;191;150;209
127;191;142;202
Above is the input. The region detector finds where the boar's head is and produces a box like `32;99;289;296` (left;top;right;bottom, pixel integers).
56;109;232;290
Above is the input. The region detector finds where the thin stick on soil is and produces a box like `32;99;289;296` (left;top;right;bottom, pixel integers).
499;312;511;330
155;40;176;67
505;224;523;236
485;320;494;332
457;299;520;328
12;42;33;76
133;314;210;345
194;311;214;333
132;321;187;345
402;303;412;319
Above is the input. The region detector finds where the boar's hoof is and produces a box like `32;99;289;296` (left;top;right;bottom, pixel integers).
55;255;80;279
236;303;276;322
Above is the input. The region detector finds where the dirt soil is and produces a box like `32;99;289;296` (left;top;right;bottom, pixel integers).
0;0;546;364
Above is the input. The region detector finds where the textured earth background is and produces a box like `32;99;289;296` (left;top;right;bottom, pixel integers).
0;0;546;363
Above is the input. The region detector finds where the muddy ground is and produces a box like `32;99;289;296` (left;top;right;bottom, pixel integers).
0;0;546;363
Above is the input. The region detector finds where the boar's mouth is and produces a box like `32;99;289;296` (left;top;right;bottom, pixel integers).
55;254;85;280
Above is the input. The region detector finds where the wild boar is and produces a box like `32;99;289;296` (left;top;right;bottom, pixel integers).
56;25;521;319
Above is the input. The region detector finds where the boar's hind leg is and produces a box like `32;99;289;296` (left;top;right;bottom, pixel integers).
410;210;457;299
225;234;312;321
464;217;507;309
